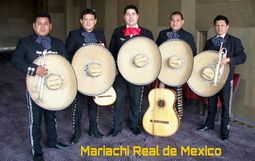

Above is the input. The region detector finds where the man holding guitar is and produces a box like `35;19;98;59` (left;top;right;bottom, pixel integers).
66;9;106;143
108;5;154;137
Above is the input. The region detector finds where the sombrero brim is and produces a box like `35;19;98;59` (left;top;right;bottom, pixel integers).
26;54;77;110
72;44;116;96
187;50;230;97
117;37;161;85
158;40;193;87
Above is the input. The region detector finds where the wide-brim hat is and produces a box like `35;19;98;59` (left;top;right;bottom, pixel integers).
117;37;161;85
158;40;193;87
26;54;77;110
72;44;116;96
187;50;230;97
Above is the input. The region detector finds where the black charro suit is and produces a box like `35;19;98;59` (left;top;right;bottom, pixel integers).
11;34;67;157
66;28;105;60
12;34;67;75
204;33;246;137
156;28;197;119
156;28;196;56
66;27;106;140
109;25;153;134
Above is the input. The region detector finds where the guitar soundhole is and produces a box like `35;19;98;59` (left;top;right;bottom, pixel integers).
157;100;165;108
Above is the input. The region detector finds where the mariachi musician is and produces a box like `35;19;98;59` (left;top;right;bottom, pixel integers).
11;12;68;161
66;9;106;143
197;15;247;140
156;11;196;119
108;4;154;137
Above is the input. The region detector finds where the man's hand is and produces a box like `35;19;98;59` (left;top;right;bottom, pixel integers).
36;66;48;77
220;57;230;66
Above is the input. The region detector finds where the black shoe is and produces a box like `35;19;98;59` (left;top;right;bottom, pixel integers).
88;130;104;138
220;129;229;140
131;127;141;135
70;135;81;144
196;125;213;132
221;134;229;140
33;154;44;161
46;142;69;149
108;129;121;137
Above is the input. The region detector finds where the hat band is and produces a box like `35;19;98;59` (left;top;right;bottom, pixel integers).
44;73;63;90
168;56;183;69
201;67;215;81
85;62;102;77
133;54;148;68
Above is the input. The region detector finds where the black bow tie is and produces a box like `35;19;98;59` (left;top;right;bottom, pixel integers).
35;36;51;50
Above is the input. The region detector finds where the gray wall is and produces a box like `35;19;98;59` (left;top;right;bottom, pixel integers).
0;0;37;50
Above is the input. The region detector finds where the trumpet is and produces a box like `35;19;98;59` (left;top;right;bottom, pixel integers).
32;50;47;101
213;42;227;85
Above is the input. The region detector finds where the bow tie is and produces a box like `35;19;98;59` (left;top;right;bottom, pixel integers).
35;36;52;50
211;36;225;47
81;31;97;44
166;32;180;40
123;27;141;37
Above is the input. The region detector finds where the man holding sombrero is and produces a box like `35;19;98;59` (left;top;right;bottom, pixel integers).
156;11;196;119
66;9;106;143
197;15;247;140
108;4;154;137
11;12;68;161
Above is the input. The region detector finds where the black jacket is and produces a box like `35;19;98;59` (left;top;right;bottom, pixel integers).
156;28;197;56
204;33;247;80
109;25;154;61
11;34;67;76
65;28;105;61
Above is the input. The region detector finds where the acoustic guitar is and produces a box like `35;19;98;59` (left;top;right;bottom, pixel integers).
93;87;116;106
142;83;180;137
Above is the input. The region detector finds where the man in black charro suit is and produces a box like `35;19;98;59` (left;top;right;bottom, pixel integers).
66;9;106;144
11;12;68;161
197;15;247;140
156;11;197;120
108;4;154;137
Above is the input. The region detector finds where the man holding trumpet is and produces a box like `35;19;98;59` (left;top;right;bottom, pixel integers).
11;12;68;161
197;15;247;140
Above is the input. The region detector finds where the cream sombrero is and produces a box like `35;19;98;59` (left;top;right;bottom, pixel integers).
158;40;193;87
187;50;230;97
117;37;161;85
72;44;116;96
26;54;77;110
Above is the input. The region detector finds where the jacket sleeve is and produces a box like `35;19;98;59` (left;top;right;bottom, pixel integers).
11;39;38;75
229;38;247;66
109;29;118;61
156;31;164;46
65;31;76;61
186;34;197;56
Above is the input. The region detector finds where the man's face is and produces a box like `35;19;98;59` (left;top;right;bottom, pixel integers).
80;14;97;32
124;9;139;27
169;14;184;31
33;17;52;36
214;20;229;36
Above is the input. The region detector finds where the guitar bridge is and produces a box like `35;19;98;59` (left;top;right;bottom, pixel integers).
150;119;169;124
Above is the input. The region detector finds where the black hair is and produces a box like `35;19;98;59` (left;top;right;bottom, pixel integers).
214;15;229;25
80;8;97;19
124;4;139;15
170;11;183;20
33;12;51;23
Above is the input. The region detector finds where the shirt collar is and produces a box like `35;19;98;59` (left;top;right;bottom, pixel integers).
217;33;226;38
126;24;139;28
